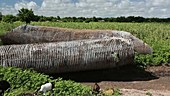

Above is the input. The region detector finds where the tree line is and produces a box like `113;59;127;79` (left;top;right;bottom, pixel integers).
0;8;170;24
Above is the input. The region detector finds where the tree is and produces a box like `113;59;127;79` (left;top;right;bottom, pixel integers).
17;8;35;24
85;18;91;23
116;16;127;22
57;16;60;20
92;16;98;22
72;17;77;22
39;16;47;22
32;15;40;22
0;12;2;21
2;15;17;23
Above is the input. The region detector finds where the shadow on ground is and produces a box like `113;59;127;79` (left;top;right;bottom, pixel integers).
49;64;159;82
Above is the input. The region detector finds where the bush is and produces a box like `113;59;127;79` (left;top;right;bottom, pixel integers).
0;66;92;96
2;15;17;23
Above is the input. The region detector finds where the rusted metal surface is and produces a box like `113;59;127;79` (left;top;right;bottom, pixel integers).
0;25;152;54
0;37;134;73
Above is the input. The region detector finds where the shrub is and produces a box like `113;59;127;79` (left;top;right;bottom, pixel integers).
0;66;92;96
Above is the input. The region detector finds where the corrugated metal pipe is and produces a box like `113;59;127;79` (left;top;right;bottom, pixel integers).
0;37;134;73
0;25;152;54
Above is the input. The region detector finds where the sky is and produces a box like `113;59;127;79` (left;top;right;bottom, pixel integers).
0;0;169;18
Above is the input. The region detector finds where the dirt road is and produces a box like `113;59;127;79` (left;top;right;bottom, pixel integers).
52;64;170;96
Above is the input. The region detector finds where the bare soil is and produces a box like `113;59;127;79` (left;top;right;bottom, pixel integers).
51;64;170;96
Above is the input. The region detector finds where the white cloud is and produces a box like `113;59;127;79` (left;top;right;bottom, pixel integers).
0;0;39;15
0;4;17;15
14;1;39;11
0;0;170;17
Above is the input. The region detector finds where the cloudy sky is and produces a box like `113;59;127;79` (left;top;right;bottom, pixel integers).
0;0;169;18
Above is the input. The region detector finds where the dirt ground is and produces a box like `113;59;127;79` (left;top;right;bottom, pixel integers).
51;64;170;96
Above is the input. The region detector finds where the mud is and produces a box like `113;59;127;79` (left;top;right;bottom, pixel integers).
50;64;170;96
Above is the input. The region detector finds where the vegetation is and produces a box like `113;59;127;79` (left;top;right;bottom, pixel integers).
17;8;35;24
2;15;18;23
0;66;122;96
0;22;23;35
1;8;170;23
0;66;93;96
0;12;2;21
146;92;153;96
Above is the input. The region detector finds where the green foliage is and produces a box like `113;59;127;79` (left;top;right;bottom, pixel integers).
2;13;170;23
0;66;92;96
0;66;50;91
0;12;2;21
135;46;170;68
17;8;35;24
53;80;92;96
0;21;24;36
4;88;35;96
113;88;121;96
146;92;152;96
96;88;121;96
2;15;17;23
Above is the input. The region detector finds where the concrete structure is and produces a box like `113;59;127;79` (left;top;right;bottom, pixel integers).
1;25;152;54
0;37;134;73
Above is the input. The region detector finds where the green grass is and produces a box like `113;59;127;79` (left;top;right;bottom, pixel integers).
0;21;24;35
0;22;170;66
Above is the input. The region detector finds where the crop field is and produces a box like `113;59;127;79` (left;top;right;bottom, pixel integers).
0;22;170;66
